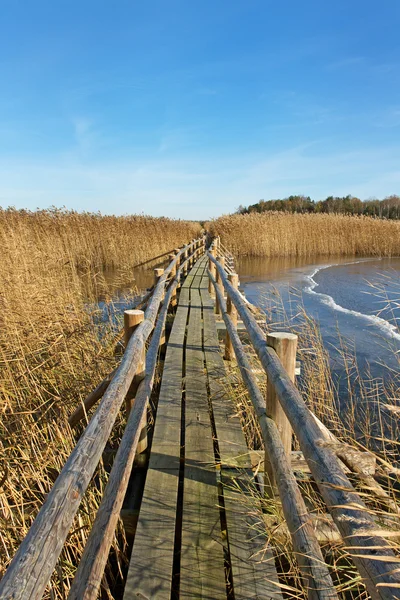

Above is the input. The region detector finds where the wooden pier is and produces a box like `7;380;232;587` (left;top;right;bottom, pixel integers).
1;236;400;600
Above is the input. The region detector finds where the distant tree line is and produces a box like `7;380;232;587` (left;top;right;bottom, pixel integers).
236;195;400;219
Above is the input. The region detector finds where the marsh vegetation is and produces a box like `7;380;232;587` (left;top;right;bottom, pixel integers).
0;208;201;593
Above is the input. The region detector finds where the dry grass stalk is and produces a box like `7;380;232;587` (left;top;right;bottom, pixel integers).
221;284;400;599
206;212;400;257
0;208;201;597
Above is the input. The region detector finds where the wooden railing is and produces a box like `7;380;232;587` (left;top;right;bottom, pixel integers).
0;236;206;600
207;238;400;600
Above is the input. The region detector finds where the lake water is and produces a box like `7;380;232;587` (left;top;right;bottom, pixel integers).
237;256;400;398
96;254;400;395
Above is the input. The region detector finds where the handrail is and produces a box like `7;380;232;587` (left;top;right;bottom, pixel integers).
67;238;203;428
132;246;180;269
208;269;338;599
207;248;400;600
68;268;180;599
0;236;205;600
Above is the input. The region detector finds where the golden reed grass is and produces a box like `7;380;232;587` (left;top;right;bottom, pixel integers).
0;208;201;595
206;212;400;257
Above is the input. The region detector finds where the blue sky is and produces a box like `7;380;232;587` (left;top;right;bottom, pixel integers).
1;0;400;218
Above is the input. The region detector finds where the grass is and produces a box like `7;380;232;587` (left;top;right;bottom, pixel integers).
206;212;400;257
0;208;202;596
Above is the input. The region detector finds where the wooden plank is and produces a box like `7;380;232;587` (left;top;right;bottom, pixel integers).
201;286;252;469
221;472;283;600
124;289;189;599
209;268;339;599
180;286;226;600
182;257;205;289
123;469;180;599
200;282;282;599
69;281;179;600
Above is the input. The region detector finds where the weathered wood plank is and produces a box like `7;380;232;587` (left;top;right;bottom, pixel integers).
201;287;252;469
200;282;282;599
180;286;226;600
123;288;189;599
69;282;178;600
221;472;283;600
123;469;180;599
208;269;338;599
124;258;206;599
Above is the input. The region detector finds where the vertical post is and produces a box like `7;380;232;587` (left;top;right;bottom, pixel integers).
154;268;166;345
169;253;177;307
154;269;165;298
174;248;181;290
183;246;188;277
124;310;147;454
124;309;144;353
264;332;298;496
215;256;225;316
208;245;217;296
189;241;194;269
224;273;238;360
154;268;164;297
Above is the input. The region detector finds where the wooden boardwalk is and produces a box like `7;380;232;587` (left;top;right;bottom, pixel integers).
124;255;282;599
2;237;400;600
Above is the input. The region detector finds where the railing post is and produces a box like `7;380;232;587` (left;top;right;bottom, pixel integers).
224;273;238;360
154;269;166;347
264;332;297;496
124;309;144;353
215;256;225;316
124;309;148;454
189;241;194;269
169;252;177;308
174;248;181;290
182;246;188;277
154;267;164;297
208;245;217;297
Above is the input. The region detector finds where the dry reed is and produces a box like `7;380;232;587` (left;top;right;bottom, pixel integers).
0;208;201;596
206;212;400;257
223;285;400;598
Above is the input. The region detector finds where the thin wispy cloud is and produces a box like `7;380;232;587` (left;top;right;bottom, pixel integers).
0;0;399;217
1;140;400;218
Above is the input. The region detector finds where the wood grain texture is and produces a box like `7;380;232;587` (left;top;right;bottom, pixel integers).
180;285;226;600
208;270;337;599
68;282;178;600
200;280;283;599
123;290;189;599
124;256;205;600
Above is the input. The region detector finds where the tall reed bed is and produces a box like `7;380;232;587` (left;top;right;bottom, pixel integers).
1;207;202;269
206;212;400;256
0;208;201;595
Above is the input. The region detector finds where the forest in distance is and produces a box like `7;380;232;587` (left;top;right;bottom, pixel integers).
237;193;400;219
